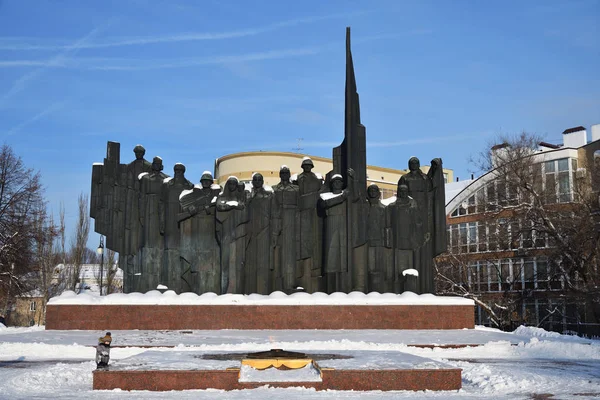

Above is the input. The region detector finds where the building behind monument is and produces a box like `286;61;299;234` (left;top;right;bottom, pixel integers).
441;124;600;337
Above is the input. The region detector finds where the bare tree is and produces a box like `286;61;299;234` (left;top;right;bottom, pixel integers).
438;132;600;330
69;193;90;292
0;144;44;314
32;206;61;325
104;248;119;294
59;202;66;265
93;247;119;294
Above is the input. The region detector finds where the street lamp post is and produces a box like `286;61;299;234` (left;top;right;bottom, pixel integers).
97;236;104;296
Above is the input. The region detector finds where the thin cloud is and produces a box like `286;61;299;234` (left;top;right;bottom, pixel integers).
4;101;67;137
90;47;324;71
0;11;366;51
0;45;327;71
0;26;104;107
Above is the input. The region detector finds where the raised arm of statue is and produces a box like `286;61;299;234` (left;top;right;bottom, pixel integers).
346;168;359;202
319;190;348;209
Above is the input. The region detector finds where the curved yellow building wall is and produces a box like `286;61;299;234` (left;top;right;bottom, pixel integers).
214;151;453;199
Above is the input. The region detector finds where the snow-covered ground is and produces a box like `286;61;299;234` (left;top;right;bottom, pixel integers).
0;324;599;399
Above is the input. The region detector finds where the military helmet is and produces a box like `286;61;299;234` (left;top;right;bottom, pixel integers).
301;157;314;168
200;171;214;182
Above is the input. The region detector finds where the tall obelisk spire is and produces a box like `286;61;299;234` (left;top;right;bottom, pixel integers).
331;27;368;291
333;27;367;189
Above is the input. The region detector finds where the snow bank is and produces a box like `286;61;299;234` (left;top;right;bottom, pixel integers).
48;290;475;306
512;325;585;341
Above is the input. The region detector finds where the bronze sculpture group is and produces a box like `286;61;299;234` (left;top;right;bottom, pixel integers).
89;28;446;296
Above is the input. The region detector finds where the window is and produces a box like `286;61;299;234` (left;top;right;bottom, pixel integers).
498;219;509;250
545;172;557;203
507;179;518;205
477;221;487;252
557;159;569;172
497;180;507;206
468;223;477;252
536;259;548;290
450;225;458;251
488;221;498;251
510;221;521;249
501;259;511;291
549;262;563;290
534;230;546;248
467;195;476;214
468;262;479;292
544;158;574;203
459;223;468;252
558;172;570;202
479;262;489;292
522;221;533;248
29;302;36;312
476;189;486;213
488;260;501;292
487;184;497;211
524;258;534;289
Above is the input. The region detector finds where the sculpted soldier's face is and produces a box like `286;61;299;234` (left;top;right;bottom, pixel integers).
280;169;290;182
174;166;185;178
331;178;343;193
408;158;420;172
227;179;237;191
367;185;380;199
152;160;162;171
134;150;144;160
399;186;409;199
302;164;312;173
252;174;264;189
201;179;212;189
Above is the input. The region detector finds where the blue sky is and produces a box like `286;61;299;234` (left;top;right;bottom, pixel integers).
0;0;599;248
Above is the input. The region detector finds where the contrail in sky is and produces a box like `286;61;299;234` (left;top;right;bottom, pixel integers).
4;101;67;137
0;26;104;107
0;11;365;51
0;45;328;71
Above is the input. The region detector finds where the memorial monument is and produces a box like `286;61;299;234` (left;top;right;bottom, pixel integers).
89;27;447;295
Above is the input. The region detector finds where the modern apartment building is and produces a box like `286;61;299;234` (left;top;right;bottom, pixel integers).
444;124;600;335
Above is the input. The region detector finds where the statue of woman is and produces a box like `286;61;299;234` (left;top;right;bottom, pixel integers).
246;173;274;294
160;163;194;292
272;166;300;293
366;184;393;293
216;176;248;294
319;172;350;293
296;157;324;293
178;171;220;294
397;157;445;293
138;156;169;292
389;184;420;293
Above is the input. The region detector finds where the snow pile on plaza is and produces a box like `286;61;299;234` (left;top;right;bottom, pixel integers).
48;290;474;306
